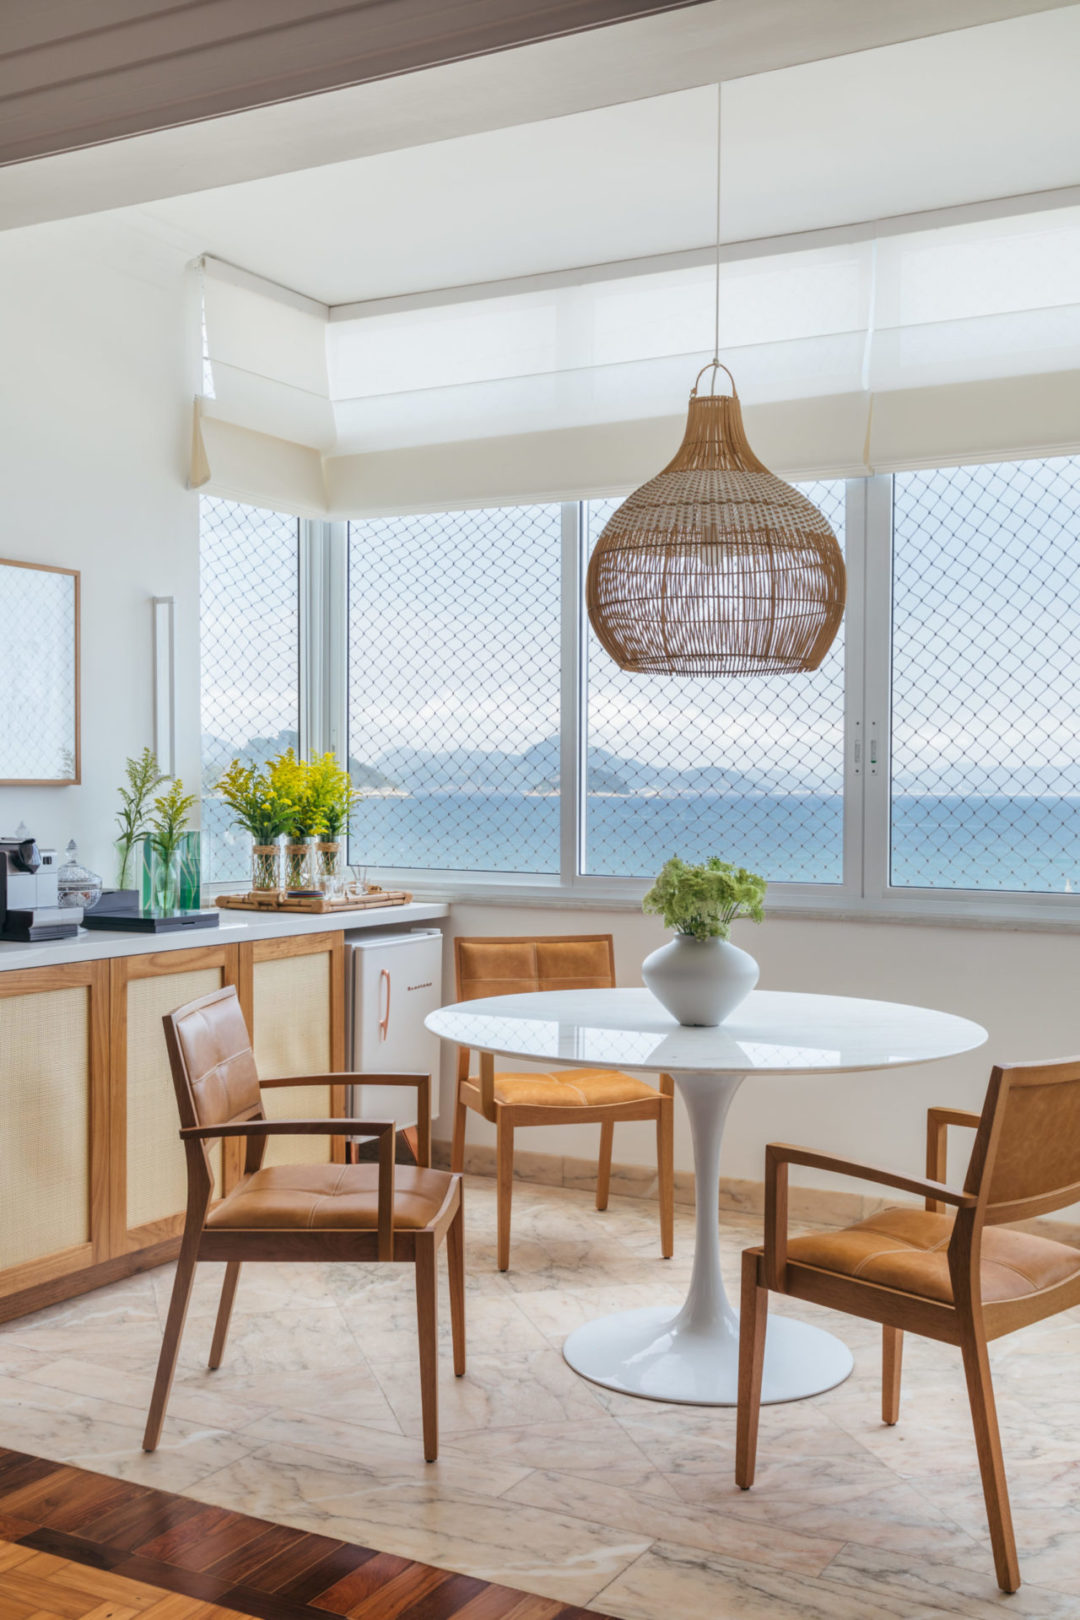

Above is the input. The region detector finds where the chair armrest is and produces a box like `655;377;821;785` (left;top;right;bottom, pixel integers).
763;1142;976;1291
260;1073;432;1166
926;1107;981;1213
181;1120;396;1258
258;1072;429;1088
180;1119;394;1139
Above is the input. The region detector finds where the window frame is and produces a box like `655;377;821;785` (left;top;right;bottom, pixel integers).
208;470;1080;925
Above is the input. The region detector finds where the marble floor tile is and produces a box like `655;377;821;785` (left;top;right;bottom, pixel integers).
194;1440;650;1606
505;1467;843;1574
0;1371;255;1491
0;1174;1078;1617
369;1346;605;1439
19;1354;274;1434
443;1416;679;1498
822;1542;1080;1620
591;1537;958;1620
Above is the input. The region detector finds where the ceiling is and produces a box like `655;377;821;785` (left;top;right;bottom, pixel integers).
125;6;1080;305
0;0;1074;232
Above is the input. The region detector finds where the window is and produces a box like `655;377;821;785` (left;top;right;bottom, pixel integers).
584;482;847;882
199;458;1080;915
347;506;563;873
199;497;300;883
889;460;1080;893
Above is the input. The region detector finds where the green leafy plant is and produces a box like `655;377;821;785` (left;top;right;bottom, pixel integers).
115;747;167;887
642;856;766;941
306;751;363;839
216;758;296;844
148;778;197;867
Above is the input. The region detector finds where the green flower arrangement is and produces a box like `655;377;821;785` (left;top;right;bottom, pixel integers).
115;747;168;887
642;856;766;941
148;778;197;867
216;758;296;844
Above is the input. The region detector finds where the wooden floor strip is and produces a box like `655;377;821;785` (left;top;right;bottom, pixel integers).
0;1450;617;1620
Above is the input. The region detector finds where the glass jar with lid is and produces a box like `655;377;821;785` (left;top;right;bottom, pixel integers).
56;840;103;909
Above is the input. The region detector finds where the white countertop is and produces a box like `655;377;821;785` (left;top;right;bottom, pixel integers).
0;901;449;972
426;987;987;1076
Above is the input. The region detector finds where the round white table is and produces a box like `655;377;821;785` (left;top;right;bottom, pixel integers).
426;987;986;1407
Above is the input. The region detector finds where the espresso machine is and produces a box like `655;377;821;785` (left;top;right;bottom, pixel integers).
0;834;81;941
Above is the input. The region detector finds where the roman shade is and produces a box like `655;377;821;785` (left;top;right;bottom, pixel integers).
192;203;1080;515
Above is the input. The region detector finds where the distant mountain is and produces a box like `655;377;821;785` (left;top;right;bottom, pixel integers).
201;729;843;800
348;759;399;792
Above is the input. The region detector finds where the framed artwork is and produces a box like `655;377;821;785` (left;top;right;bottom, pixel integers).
0;557;81;785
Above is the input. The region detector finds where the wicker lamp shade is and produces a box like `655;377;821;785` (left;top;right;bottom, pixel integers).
586;367;846;676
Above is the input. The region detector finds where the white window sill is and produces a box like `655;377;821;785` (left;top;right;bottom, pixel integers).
349;872;1080;934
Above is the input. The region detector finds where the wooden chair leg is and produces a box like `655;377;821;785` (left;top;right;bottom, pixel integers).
960;1326;1020;1593
447;1189;466;1378
209;1261;241;1371
414;1233;439;1462
735;1250;768;1489
596;1121;614;1210
657;1096;674;1259
496;1114;514;1272
143;1231;200;1452
450;1079;468;1173
882;1325;903;1425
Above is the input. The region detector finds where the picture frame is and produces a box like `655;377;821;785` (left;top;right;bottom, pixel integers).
0;556;81;786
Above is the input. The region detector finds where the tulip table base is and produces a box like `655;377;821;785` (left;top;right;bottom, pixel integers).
563;1070;854;1405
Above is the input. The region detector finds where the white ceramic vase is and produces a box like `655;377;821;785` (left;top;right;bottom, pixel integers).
641;933;759;1027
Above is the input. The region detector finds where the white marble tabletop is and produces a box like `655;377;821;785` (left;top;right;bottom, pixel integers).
428;985;987;1408
425;986;987;1077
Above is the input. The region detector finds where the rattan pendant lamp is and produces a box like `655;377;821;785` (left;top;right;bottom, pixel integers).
586;90;846;676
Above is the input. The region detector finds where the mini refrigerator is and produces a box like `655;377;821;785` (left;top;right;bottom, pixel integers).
345;928;444;1144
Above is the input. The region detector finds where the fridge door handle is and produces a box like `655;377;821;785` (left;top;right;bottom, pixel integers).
378;968;391;1041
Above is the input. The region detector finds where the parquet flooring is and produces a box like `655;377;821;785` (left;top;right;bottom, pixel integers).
0;1449;611;1620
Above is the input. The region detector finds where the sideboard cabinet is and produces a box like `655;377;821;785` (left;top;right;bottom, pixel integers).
0;931;346;1322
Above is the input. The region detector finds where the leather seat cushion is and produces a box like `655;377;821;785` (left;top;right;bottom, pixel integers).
787;1206;1080;1304
493;1068;659;1107
206;1163;451;1232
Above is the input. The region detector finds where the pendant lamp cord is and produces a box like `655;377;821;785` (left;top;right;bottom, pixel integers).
713;79;722;364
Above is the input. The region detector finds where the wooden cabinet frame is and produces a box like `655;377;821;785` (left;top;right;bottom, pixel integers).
0;962;109;1312
0;931;347;1323
109;943;241;1253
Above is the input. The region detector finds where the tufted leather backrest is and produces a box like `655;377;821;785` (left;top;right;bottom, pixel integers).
455;934;616;1002
972;1057;1080;1223
162;985;262;1130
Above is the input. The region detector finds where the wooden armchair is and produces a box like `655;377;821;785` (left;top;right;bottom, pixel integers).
144;985;464;1461
450;934;674;1270
736;1056;1080;1592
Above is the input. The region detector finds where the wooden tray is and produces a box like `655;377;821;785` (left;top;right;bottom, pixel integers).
216;888;414;915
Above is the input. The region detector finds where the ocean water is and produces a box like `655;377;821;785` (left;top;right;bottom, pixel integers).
204;792;1080;894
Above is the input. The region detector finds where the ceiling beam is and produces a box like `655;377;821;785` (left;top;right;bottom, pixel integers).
0;0;708;167
1;0;1074;230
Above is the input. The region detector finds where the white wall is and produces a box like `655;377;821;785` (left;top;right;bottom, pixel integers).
2;203;1075;1219
440;902;1080;1198
0;213;199;881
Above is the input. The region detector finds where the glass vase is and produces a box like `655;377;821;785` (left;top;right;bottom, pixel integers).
178;829;202;910
315;840;343;896
251;842;281;892
115;836;138;891
283;839;315;890
138;838;181;916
